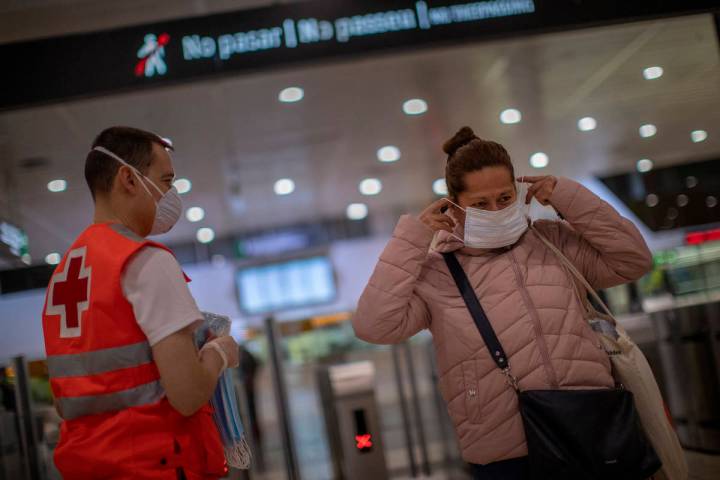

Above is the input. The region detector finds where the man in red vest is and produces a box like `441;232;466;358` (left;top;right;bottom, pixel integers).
42;126;239;479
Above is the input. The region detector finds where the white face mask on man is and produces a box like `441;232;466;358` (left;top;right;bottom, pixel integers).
445;183;530;249
93;146;182;235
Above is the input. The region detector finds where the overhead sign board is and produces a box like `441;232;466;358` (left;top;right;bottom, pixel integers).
2;0;717;110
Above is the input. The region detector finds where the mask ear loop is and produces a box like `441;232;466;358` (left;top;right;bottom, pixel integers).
441;197;465;212
93;146;164;200
440;198;467;244
514;181;532;218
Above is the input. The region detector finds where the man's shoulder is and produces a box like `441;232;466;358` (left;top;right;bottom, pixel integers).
124;246;181;280
137;243;179;264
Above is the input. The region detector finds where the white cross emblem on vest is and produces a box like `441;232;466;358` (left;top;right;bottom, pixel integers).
46;247;92;338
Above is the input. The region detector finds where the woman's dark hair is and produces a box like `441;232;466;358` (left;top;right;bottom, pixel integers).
443;126;514;198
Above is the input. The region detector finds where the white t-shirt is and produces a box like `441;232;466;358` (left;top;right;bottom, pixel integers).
121;247;203;346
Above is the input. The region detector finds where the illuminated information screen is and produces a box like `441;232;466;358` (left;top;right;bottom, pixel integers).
3;0;716;109
236;256;336;315
0;221;29;260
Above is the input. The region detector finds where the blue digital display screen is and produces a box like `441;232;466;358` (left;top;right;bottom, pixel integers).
236;256;336;315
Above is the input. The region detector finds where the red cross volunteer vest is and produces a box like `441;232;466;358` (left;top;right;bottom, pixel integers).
42;223;225;480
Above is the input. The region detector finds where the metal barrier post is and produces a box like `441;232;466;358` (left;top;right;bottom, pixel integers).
402;343;431;476
12;356;42;480
265;317;301;480
391;345;417;477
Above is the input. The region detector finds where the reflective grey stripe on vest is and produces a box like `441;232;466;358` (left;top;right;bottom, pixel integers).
109;222;145;242
50;224;163;419
58;380;165;420
47;341;153;378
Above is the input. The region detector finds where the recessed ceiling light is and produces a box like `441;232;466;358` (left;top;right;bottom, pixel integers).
636;158;654;173
377;146;401;163
433;178;448;196
346;203;368;220
186;206;205;223
645;194;659;207
274;178;295;196
403;99;428;115
676;194;689;207
577;117;597;132
530;152;549;169
707;196;718;208
643;66;663;80
685;176;698;189
47;179;67;193
45;252;61;265
196;227;215;244
500;108;522;124
359;178;382;196
279;87;304;103
667;207;679;220
691;130;708;143
173;178;192;194
639;124;657;138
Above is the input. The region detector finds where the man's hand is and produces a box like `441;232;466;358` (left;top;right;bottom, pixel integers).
200;335;240;371
152;325;236;416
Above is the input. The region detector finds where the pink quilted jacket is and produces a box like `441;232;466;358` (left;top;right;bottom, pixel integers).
352;177;653;465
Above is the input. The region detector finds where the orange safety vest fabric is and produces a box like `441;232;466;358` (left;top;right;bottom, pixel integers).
42;223;225;479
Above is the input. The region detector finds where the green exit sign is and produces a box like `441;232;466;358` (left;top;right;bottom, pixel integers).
0;221;29;258
653;250;677;267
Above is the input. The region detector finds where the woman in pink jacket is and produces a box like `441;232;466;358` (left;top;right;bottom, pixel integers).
352;127;653;480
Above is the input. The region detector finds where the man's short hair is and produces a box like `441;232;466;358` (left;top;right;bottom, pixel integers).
84;126;173;200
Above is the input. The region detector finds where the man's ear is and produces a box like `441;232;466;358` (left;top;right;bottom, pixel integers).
115;165;138;194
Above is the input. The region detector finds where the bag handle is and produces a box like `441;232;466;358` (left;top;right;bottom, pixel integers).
442;252;519;390
531;226;616;322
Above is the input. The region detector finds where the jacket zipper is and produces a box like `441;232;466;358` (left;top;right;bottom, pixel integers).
508;249;559;388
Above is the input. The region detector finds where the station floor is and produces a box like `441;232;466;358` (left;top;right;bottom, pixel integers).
229;342;720;480
233;450;720;479
40;338;720;479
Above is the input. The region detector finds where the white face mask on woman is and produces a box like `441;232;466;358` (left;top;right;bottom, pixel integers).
445;184;530;249
93;146;182;235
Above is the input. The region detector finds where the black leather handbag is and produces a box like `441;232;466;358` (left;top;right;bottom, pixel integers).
443;252;661;480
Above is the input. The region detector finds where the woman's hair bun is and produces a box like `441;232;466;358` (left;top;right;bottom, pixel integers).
443;126;478;156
